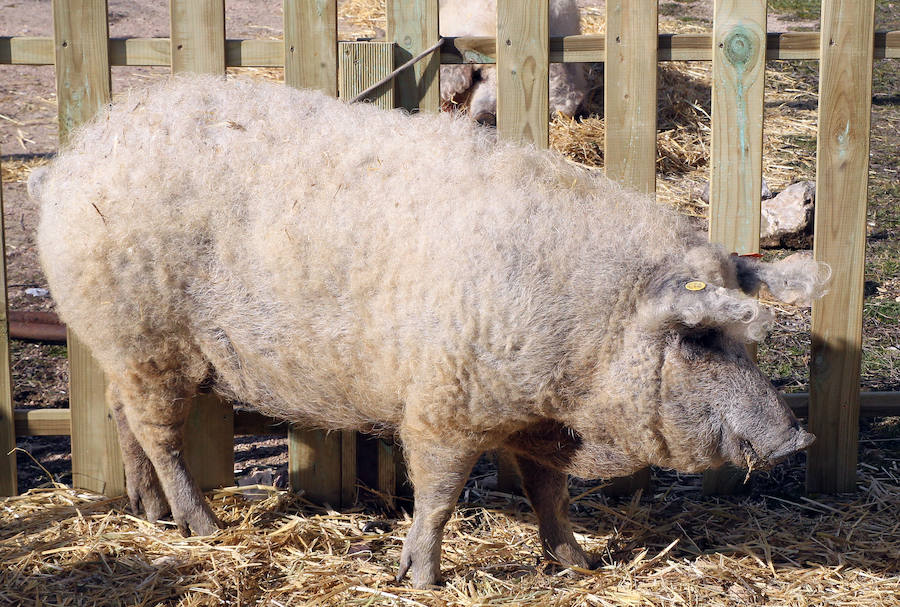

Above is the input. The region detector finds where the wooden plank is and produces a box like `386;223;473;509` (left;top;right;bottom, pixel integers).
496;0;549;147
283;5;346;507
4;33;900;67
807;0;876;495
601;0;658;498
605;0;658;194
0;36;55;64
387;0;440;112
109;37;170;65
494;0;548;493
170;0;225;74
339;41;395;107
0;149;16;497
284;0;337;95
225;39;284;68
14;409;72;436
67;332;124;495
289;429;342;506
52;0;123;497
52;0;112;143
703;0;767;496
169;0;233;491
708;0;766;254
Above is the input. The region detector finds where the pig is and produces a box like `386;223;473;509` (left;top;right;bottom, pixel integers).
32;75;825;588
440;0;589;123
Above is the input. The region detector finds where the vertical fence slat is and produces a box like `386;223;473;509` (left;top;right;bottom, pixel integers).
703;0;766;495
807;0;876;494
387;0;440;112
169;0;234;491
602;0;658;498
284;0;337;96
496;0;549;147
605;0;658;195
170;0;225;74
53;0;125;496
284;1;349;506
494;0;548;492
0;149;16;496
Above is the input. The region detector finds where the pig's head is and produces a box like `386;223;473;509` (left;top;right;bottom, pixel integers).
634;250;829;473
562;250;828;479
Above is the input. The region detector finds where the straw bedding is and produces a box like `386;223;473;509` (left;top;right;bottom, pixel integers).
2;457;898;606
3;3;897;605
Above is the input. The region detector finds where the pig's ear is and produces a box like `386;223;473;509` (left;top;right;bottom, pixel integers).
640;280;773;342
733;252;831;306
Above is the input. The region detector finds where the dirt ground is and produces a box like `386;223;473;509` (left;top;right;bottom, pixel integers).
1;1;898;496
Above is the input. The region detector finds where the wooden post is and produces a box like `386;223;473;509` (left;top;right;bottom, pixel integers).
52;0;125;497
602;0;658;498
703;0;766;495
387;0;440;112
807;0;875;494
169;0;235;491
494;0;549;492
284;1;352;506
0;148;16;496
496;0;549;147
284;0;337;97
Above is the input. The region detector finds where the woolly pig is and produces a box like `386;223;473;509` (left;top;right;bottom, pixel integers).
35;76;824;588
440;0;588;122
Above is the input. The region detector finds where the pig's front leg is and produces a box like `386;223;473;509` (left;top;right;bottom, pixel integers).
515;454;590;569
397;433;481;588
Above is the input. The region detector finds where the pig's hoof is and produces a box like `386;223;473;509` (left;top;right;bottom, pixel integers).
545;542;591;570
396;550;441;589
174;507;222;537
127;482;170;522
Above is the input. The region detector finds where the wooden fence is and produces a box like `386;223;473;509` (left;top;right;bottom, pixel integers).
0;1;898;502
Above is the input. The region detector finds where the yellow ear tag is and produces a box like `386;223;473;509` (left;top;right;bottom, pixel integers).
685;281;707;291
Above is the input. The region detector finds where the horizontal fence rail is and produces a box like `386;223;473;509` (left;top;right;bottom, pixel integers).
12;393;900;438
1;32;899;67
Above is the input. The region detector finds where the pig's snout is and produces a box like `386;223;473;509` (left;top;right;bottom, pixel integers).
767;427;815;463
741;427;815;469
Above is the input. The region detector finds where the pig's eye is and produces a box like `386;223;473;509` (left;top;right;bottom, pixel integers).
680;328;722;356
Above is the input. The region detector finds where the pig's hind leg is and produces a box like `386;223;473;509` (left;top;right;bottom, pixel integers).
111;361;221;537
396;433;482;588
109;383;170;522
515;454;590;570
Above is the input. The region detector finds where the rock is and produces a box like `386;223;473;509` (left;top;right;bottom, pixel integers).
699;177;773;204
761;181;816;248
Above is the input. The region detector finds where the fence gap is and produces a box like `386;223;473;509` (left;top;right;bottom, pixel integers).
284;0;351;507
169;0;235;491
703;0;767;495
52;0;125;497
807;0;876;494
0;148;15;496
387;0;440;112
602;0;658;497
